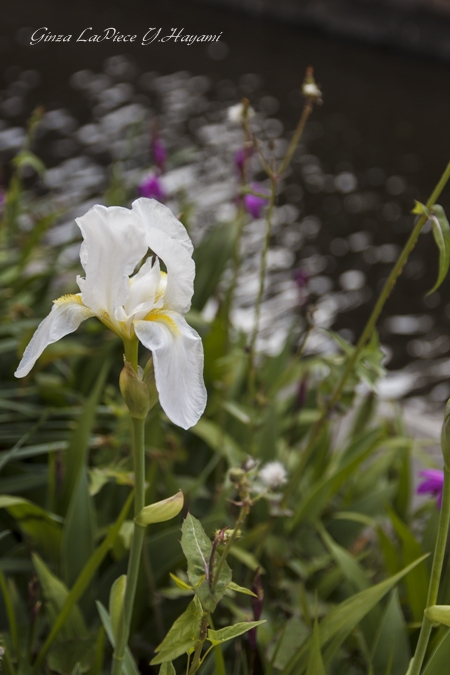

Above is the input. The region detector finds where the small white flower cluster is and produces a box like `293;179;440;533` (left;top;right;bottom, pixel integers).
227;102;255;125
302;82;322;99
259;461;288;489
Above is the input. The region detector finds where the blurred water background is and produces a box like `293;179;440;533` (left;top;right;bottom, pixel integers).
3;0;450;410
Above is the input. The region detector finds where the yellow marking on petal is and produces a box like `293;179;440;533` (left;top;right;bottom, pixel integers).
53;294;84;306
144;309;180;336
155;272;167;303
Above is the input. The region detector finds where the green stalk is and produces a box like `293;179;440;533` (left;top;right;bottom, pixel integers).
212;503;250;593
111;416;146;675
278;99;314;176
408;467;450;675
248;178;277;395
284;160;450;504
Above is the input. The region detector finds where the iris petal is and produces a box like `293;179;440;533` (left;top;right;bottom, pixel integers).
15;295;94;378
76;204;146;318
131;199;195;314
134;311;207;430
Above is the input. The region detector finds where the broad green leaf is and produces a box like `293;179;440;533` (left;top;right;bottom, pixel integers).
370;589;410;675
306;621;326;675
207;620;266;646
109;575;126;640
227;581;257;597
62;468;96;587
151;596;203;665
48;637;96;674
158;664;176;675
60;362;109;513
181;513;231;612
32;554;87;641
96;602;139;675
0;569;19;657
271;617;308;670
192;219;238;311
229;545;263;572
134;491;184;526
281;555;429;675
423;628;450;674
35;491;133;669
90;627;105;675
318;524;369;592
0;495;62;564
428;204;450;294
377;525;400;576
290;429;385;528
318;522;381;645
386;505;429;621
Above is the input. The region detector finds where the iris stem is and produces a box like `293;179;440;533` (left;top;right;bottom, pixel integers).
283;160;450;506
408;467;450;675
123;339;139;372
111;415;146;675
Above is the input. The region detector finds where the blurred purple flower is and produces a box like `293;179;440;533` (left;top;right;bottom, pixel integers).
244;183;270;219
138;174;166;202
234;146;253;177
152;137;167;171
294;268;309;289
417;469;444;508
293;267;309;307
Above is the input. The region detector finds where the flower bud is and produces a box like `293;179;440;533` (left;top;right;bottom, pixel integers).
424;604;450;627
134;490;184;527
229;468;246;484
119;359;151;419
302;66;322;102
441;398;450;470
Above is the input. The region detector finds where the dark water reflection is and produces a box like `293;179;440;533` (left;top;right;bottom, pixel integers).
2;0;450;405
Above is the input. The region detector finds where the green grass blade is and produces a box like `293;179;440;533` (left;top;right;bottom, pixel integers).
0;569;19;657
34;490;133;669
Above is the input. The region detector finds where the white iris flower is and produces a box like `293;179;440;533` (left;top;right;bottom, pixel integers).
15;198;207;430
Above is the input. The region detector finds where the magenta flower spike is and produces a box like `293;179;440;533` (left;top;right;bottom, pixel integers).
138;174;166;202
417;469;444;508
234;146;254;177
244;183;270;219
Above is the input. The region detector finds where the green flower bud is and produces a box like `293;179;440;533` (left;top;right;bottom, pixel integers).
424;604;450;627
229;468;246;484
134;490;184;527
441;398;450;470
119;359;151;419
109;575;126;640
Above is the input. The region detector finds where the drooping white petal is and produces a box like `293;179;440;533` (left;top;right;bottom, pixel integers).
75;204;147;317
15;296;94;378
131;199;195;314
131;198;193;255
134;312;207;430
